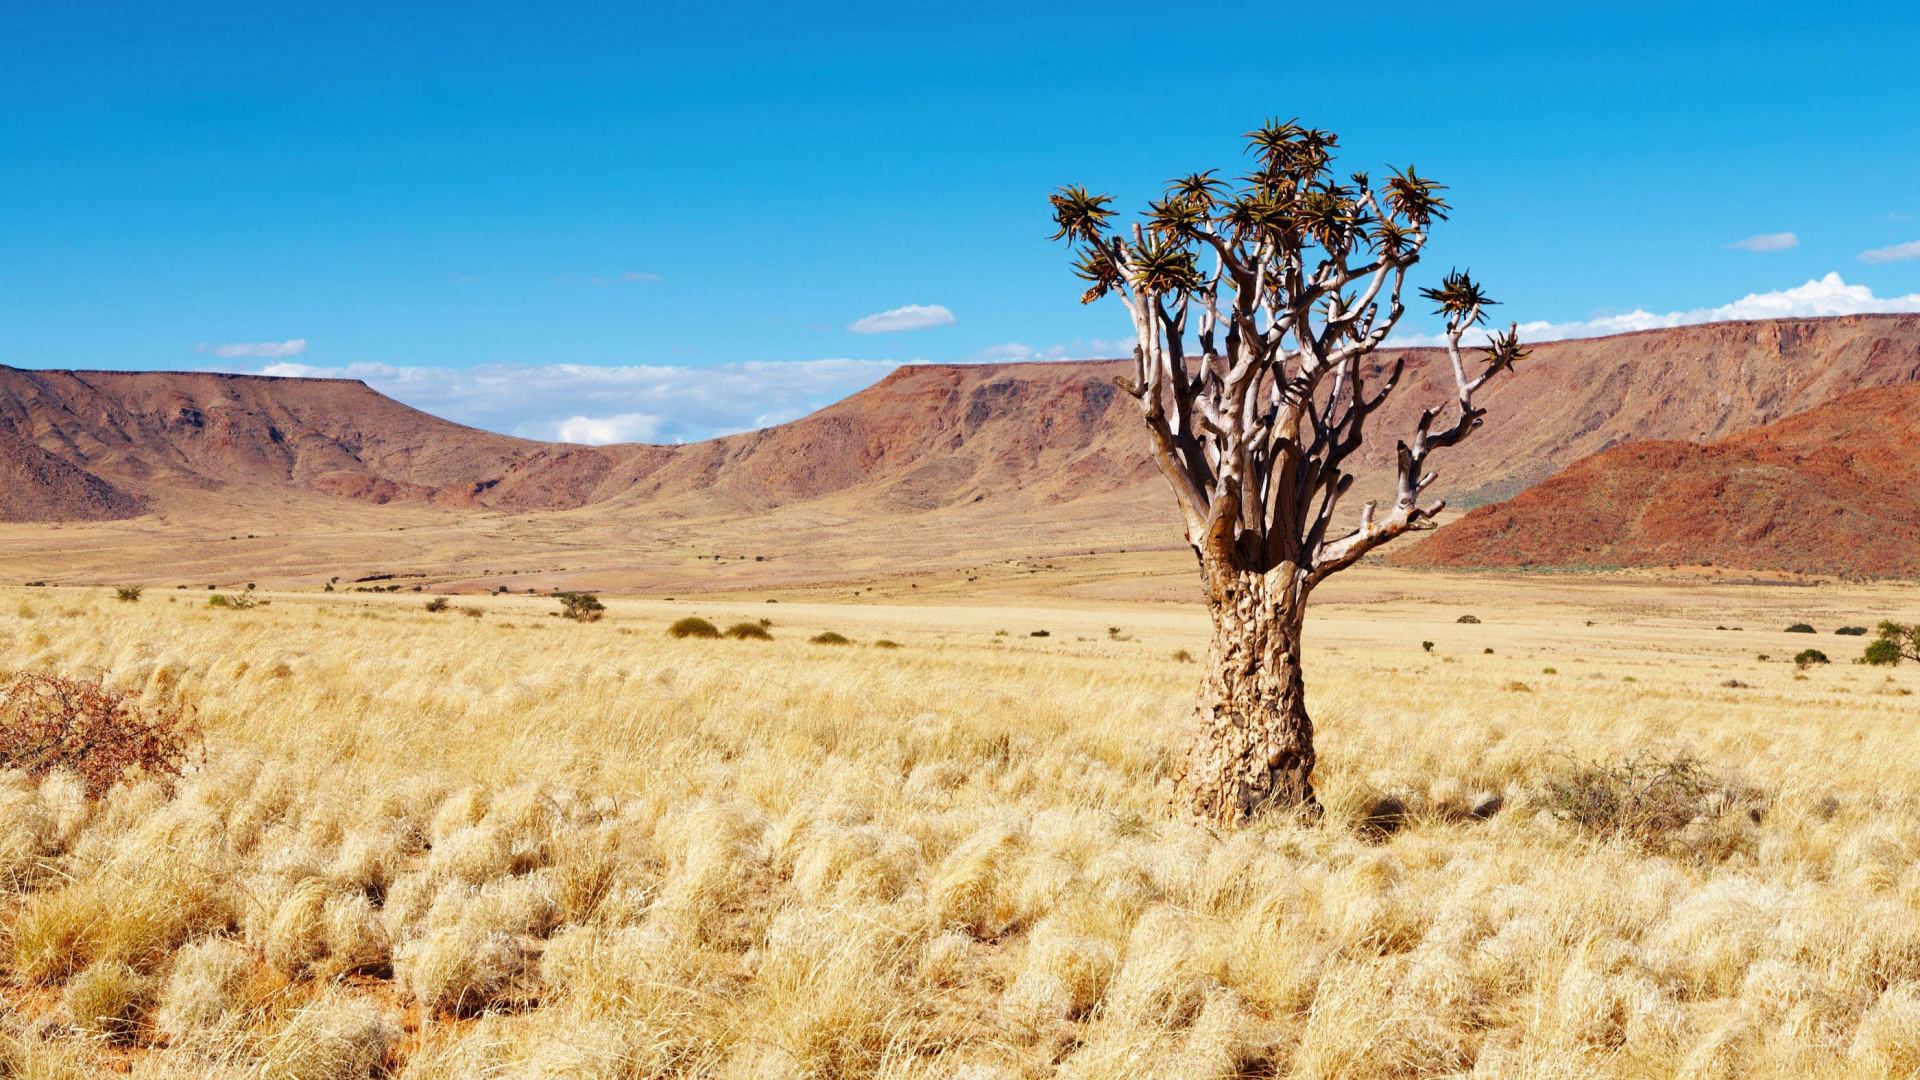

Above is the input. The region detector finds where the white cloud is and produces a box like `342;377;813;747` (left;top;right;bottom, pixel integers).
1725;231;1798;252
620;272;662;283
553;413;663;444
215;357;905;444
962;338;1133;363
1388;273;1920;347
1858;239;1920;264
847;304;955;334
196;338;307;358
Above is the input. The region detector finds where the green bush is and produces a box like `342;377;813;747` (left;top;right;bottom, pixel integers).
1836;626;1869;636
725;622;772;640
1866;622;1920;667
1456;614;1480;624
208;594;257;610
1785;623;1815;634
1421;641;1434;652
668;617;721;639
1793;649;1829;668
811;631;852;645
1030;630;1050;637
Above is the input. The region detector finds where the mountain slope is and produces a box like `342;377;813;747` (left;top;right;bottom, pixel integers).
3;313;1919;535
0;429;147;522
1393;383;1920;578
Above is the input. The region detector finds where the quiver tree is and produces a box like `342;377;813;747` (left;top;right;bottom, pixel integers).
1051;120;1526;824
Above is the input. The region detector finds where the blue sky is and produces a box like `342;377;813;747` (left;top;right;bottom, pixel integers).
4;1;1918;442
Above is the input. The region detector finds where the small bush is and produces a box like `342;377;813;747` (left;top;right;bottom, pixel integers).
1543;753;1762;854
1785;623;1816;633
113;586;143;603
424;596;450;613
1836;626;1869;636
1794;649;1829;668
1421;641;1434;652
1030;630;1050;638
1483;647;1494;655
725;622;772;640
668;617;721;639
555;591;605;622
873;640;902;649
1172;649;1195;663
811;631;852;645
1542;667;1557;674
208;593;257;610
0;674;198;797
1721;679;1750;688
1505;681;1532;692
1456;614;1480;624
460;606;484;618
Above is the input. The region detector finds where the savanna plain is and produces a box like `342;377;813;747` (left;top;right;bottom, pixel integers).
3;568;1920;1079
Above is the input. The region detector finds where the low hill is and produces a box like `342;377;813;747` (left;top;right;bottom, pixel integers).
1394;383;1920;578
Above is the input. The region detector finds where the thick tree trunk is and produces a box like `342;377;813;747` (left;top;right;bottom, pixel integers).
1177;557;1319;825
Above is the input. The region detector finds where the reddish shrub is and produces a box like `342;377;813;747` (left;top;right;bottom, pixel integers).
0;674;197;797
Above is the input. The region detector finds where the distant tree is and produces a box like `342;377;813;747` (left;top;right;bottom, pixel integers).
1864;621;1920;666
1050;121;1525;824
555;591;605;622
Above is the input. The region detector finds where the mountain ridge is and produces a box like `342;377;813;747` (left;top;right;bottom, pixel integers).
4;316;1919;565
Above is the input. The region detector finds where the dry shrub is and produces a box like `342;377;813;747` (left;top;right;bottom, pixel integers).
114;585;144;602
1544;753;1763;855
668;617;721;639
811;631;852;645
725;621;772;640
0;673;196;797
424;596;450;613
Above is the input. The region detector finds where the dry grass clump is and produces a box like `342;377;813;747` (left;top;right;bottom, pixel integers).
725;621;772;640
811;630;852;645
3;585;1920;1077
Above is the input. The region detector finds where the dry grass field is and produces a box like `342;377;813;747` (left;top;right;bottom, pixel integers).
3;571;1919;1078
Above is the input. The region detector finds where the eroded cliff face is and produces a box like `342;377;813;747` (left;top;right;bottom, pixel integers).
1394;382;1920;578
4;314;1919;540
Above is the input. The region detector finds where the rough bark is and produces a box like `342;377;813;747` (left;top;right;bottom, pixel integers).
1181;558;1317;824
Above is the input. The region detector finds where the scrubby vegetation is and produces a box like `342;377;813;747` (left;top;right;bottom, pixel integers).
1794;648;1830;668
1864;621;1920;667
1786;622;1816;633
668;616;721;639
554;591;605;622
725;621;773;640
0;588;1918;1078
113;586;143;603
811;631;852;645
423;596;450;613
0;672;196;797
